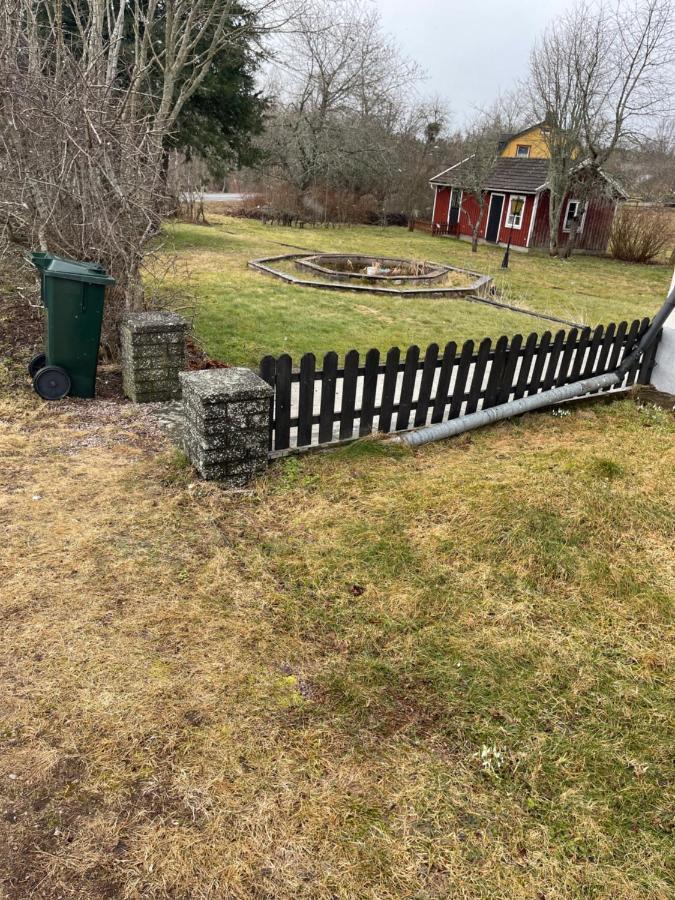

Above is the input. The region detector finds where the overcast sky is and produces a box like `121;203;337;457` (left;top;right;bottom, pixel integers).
370;0;577;126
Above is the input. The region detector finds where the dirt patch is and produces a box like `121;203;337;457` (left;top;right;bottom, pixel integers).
186;336;228;370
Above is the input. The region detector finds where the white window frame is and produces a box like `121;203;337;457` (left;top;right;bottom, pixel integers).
516;144;531;158
505;194;526;230
562;198;587;233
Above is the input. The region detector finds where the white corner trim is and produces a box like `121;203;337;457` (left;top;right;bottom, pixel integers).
526;192;540;248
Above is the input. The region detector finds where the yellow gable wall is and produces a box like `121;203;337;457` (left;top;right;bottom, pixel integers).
501;126;551;159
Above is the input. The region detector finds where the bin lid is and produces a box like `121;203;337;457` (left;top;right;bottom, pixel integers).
29;252;115;286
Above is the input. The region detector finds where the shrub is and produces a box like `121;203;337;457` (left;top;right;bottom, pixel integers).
609;206;672;263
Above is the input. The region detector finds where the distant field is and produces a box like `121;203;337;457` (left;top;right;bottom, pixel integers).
162;216;672;367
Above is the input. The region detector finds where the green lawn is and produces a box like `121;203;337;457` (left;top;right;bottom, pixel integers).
163;216;672;367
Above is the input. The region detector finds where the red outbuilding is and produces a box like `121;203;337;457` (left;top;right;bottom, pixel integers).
430;155;627;254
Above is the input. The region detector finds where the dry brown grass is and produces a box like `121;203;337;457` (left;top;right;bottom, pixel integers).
0;383;673;899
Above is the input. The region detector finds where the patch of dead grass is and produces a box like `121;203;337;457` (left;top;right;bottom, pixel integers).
0;391;673;898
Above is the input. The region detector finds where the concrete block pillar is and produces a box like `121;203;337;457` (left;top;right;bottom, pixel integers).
121;312;188;403
179;368;273;486
650;273;675;397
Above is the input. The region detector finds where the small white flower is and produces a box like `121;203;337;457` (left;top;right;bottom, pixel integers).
477;744;506;776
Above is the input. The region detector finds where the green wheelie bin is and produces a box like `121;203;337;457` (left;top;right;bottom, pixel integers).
28;253;115;400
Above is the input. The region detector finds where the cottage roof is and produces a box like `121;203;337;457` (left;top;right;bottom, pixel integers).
431;157;550;194
431;156;627;199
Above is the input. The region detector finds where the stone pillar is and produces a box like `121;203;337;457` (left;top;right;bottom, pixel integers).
179;368;273;486
120;312;188;403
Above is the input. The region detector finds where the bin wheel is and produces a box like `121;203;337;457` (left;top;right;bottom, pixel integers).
33;366;71;401
28;353;47;379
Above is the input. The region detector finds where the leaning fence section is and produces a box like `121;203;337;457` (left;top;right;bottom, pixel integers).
260;318;658;455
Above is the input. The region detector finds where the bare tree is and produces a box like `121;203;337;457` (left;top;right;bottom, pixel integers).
606;116;675;202
0;0;298;342
261;0;423;212
399;99;450;222
454;116;503;252
528;0;675;257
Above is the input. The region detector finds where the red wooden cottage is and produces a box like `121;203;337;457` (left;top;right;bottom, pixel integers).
430;124;627;253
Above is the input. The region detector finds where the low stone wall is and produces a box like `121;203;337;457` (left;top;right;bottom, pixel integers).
121;312;188;403
180;368;272;486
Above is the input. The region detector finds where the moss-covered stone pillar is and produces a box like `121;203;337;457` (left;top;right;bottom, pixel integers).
120;312;188;403
179;368;272;486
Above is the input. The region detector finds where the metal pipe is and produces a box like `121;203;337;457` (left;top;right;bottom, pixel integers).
398;280;675;450
616;280;675;376
400;372;620;448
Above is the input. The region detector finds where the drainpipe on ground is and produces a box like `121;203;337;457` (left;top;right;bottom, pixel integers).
396;274;675;450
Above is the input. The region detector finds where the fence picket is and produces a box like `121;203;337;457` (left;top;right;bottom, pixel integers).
616;319;640;388
379;347;400;433
596;323;617;374
555;328;579;387
527;331;551;394
465;338;492;414
396;345;421;430
496;334;523;405
431;341;457;423
360;348;380;436
543;329;566;391
259;355;276;450
581;325;605;379
570;326;592;381
450;339;475;419
319;351;338;443
415;343;439;427
340;350;360;440
297;353;316;447
626;318;651;385
605;321;628;373
274;354;292;450
513;332;539;400
638;329;661;384
484;335;509;408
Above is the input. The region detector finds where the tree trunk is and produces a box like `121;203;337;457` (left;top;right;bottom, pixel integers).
548;190;566;257
561;217;580;259
471;227;479;252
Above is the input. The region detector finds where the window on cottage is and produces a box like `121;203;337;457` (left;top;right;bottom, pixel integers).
563;199;584;232
516;144;531;157
505;195;526;229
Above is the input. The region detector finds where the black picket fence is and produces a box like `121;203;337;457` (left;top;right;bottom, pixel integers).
260;318;658;455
